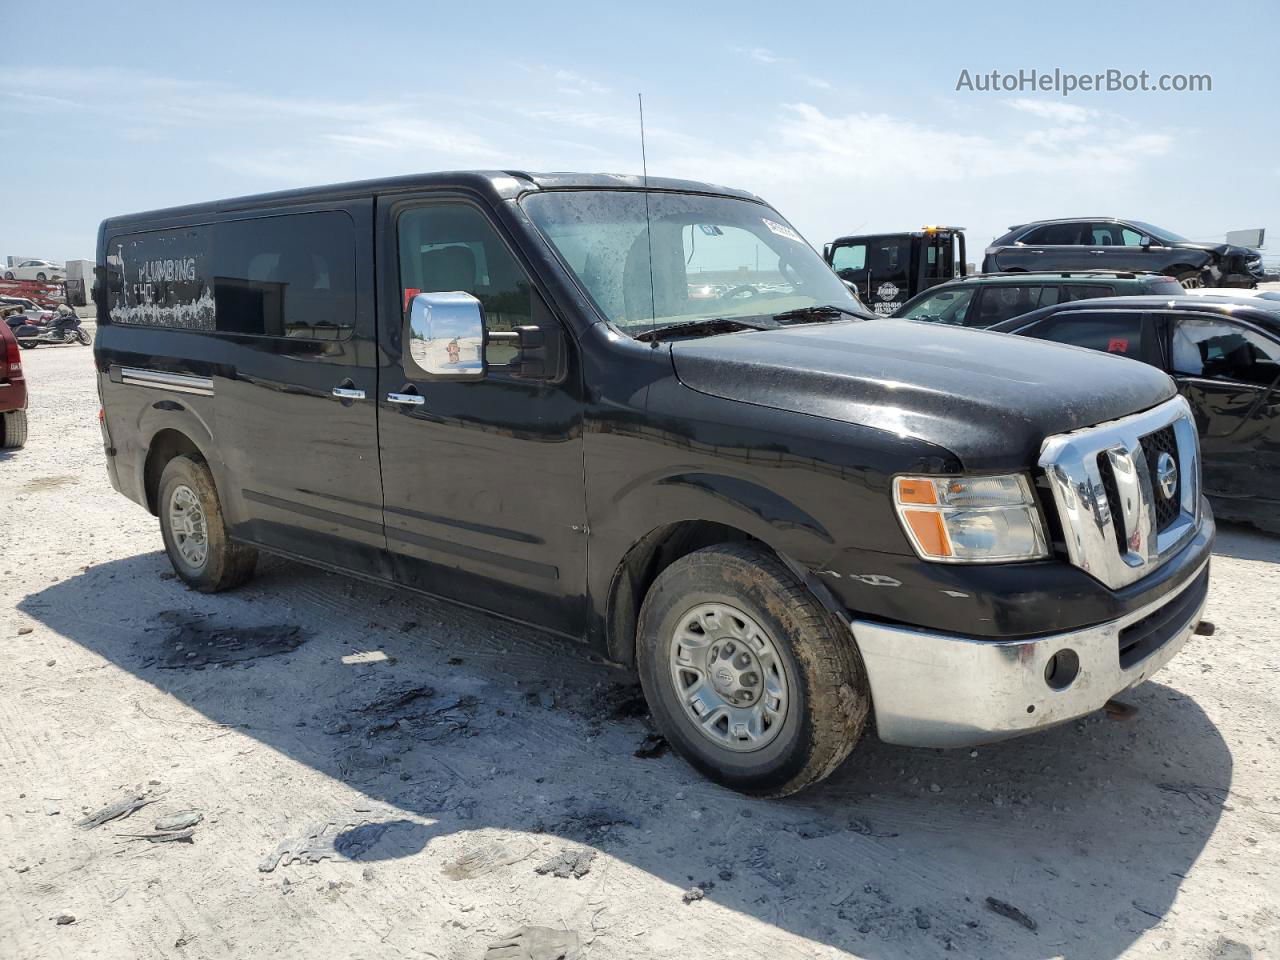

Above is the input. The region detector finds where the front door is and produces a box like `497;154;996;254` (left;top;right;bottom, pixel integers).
1164;311;1280;513
375;196;588;635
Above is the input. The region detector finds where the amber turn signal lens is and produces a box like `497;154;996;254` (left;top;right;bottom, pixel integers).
900;508;953;558
894;477;938;505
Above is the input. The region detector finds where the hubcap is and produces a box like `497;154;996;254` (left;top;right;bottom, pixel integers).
168;484;209;569
668;602;789;752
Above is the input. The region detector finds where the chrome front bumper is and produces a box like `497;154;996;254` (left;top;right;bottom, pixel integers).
851;553;1211;749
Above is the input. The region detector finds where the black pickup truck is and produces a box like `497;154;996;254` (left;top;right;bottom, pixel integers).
94;172;1214;796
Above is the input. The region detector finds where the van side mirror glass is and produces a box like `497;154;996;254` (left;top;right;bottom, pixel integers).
407;292;486;378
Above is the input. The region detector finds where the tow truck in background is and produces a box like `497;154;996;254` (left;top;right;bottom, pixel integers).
824;226;968;315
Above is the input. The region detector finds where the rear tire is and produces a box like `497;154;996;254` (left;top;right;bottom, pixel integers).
157;455;257;592
636;543;870;797
1;409;28;449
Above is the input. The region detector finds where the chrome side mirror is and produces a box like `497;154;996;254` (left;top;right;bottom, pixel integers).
406;292;486;378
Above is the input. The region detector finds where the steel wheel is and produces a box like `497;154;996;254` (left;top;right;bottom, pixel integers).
668;601;789;752
168;484;209;569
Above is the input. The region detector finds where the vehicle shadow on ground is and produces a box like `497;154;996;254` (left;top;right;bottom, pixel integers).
20;551;1232;959
1212;521;1279;562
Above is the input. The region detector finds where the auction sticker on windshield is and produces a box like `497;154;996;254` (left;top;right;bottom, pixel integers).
762;218;804;243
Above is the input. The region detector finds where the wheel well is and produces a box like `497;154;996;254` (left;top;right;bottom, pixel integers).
143;429;203;515
605;520;756;665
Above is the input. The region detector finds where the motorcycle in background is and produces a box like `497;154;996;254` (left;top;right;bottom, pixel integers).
14;305;91;348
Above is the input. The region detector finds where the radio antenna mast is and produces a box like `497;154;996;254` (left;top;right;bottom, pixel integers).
639;92;658;343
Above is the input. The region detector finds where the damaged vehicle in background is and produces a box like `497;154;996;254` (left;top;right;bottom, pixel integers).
96;171;1212;797
983;218;1265;289
989;295;1280;534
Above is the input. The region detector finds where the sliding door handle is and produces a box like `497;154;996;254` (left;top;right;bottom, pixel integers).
387;392;425;406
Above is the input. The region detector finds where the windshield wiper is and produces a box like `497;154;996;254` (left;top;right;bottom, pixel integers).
634;316;774;343
772;304;873;324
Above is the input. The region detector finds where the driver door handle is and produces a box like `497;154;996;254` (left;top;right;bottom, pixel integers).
387;392;425;406
331;386;366;400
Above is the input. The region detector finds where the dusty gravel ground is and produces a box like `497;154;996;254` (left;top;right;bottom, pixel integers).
2;337;1278;960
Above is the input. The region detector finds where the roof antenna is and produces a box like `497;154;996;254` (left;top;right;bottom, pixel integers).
639;92;658;345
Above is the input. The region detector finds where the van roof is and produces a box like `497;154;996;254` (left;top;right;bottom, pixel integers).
100;171;764;230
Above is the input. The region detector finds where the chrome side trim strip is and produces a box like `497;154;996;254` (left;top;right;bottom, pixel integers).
120;367;214;397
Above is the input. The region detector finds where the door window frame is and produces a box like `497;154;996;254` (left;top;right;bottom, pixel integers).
1024;308;1162;366
378;191;573;383
1157;310;1280;389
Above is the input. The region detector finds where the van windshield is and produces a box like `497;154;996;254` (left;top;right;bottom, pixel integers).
522;190;864;335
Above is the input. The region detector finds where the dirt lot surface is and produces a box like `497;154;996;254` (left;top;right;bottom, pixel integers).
2;339;1278;960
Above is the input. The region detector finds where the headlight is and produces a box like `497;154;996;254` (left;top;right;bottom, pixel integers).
893;474;1048;563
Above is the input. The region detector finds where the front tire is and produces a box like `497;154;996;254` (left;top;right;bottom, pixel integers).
35;273;46;282
75;328;91;346
2;272;12;280
1175;270;1203;289
636;543;870;797
158;455;257;592
1;409;28;449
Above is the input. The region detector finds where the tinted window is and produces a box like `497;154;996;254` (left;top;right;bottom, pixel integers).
973;285;1054;327
1020;223;1083;245
1063;284;1115;301
830;243;866;275
899;286;975;325
1035;311;1145;358
398;204;533;367
1170;315;1280;386
108;211;356;338
213;213;355;340
1144;276;1184;296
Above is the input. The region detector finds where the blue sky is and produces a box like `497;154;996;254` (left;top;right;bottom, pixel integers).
3;0;1276;263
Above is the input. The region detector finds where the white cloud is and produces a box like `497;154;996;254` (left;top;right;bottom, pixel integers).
734;46;785;65
800;75;832;90
1005;98;1095;123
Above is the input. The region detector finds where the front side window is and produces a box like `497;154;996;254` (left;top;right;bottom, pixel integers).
830;243;867;276
1170;315;1279;385
522;190;858;334
397;204;533;367
1035;311;1146;358
898;286;976;325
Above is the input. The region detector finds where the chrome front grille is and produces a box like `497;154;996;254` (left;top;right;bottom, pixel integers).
1038;396;1201;590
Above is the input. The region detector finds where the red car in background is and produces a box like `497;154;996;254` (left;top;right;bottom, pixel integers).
0;316;28;448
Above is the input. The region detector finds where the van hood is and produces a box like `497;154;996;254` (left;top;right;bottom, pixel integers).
670;319;1177;471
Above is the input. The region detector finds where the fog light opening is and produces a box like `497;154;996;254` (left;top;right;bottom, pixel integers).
1044;649;1080;691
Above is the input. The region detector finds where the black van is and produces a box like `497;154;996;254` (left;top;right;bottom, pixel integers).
95;171;1214;796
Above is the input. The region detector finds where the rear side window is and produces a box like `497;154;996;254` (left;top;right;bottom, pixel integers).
1144;276;1184;296
1034;311;1146;358
107;211;356;339
972;284;1055;327
1063;284;1114;301
1020;223;1084;245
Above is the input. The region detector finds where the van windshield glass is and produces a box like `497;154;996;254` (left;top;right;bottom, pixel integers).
522;190;863;335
